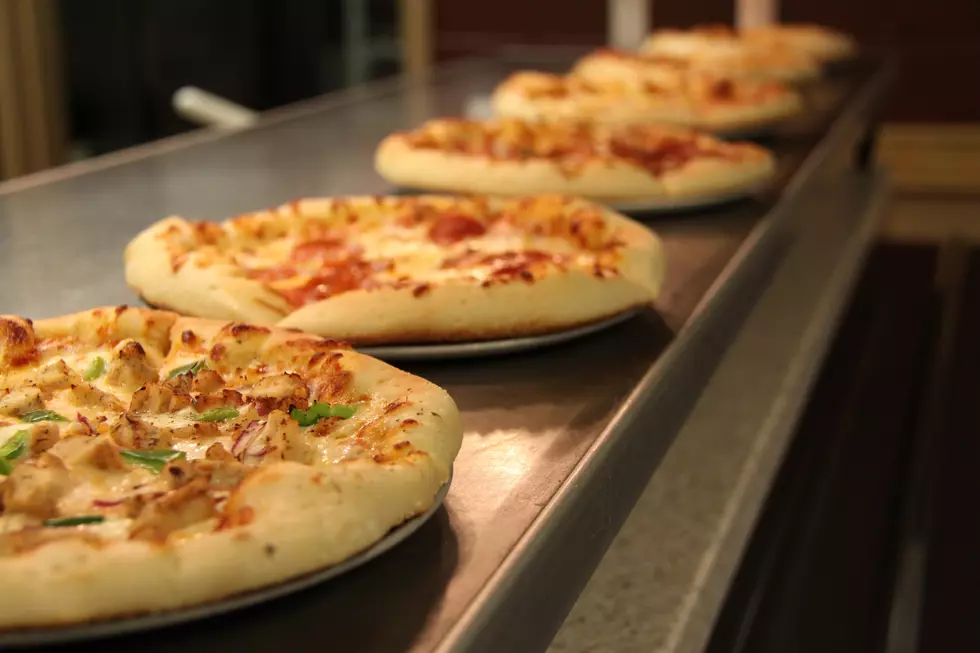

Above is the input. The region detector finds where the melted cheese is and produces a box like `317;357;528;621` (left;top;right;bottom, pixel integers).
0;317;417;546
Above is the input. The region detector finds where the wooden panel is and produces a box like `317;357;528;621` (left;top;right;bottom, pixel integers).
879;123;980;194
0;0;66;180
782;0;980;121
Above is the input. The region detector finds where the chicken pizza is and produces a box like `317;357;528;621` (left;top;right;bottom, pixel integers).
375;117;774;202
125;195;664;345
0;306;462;628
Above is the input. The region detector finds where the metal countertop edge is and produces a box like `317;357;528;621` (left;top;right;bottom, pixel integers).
671;171;891;653
436;61;897;653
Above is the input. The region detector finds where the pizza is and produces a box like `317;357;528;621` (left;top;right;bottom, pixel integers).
375;117;775;202
572;47;820;87
124;195;664;345
638;28;821;83
641;24;754;59
743;24;857;63
491;71;802;134
0;306;462;628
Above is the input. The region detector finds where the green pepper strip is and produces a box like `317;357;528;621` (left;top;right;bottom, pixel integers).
120;449;187;474
82;356;106;381
290;402;356;427
167;360;207;379
195;407;239;422
19;410;67;423
0;431;27;460
43;515;106;528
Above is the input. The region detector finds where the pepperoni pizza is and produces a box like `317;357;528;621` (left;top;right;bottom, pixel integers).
375;118;774;201
124;195;664;346
572;47;820;87
491;71;802;134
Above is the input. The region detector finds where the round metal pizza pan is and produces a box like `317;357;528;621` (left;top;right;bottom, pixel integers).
357;309;640;361
606;180;769;215
393;178;768;216
0;471;453;648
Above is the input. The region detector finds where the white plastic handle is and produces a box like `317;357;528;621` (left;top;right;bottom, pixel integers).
607;0;651;48
172;87;259;130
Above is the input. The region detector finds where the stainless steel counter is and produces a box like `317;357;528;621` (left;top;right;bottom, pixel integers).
0;53;892;652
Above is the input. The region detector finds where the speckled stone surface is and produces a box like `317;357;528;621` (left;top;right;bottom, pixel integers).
548;170;888;653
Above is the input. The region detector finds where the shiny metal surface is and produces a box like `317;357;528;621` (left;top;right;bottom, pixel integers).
607;182;769;214
0;54;891;652
357;310;640;361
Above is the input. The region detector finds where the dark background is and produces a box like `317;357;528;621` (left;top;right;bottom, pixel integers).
59;0;980;157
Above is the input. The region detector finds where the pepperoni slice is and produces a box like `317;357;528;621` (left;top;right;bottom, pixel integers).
484;251;561;283
609;136;718;176
291;238;347;264
427;213;487;245
274;262;376;307
247;266;298;283
710;79;736;100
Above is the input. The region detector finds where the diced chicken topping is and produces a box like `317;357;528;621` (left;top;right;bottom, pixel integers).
27;423;60;455
54;434;127;471
108;414;172;450
234;410;310;464
156;421;221;443
0;387;43;417
190;369;225;394
129;383;176;413
104;341;158;393
164;374;193;395
205;442;236;462
163;457;249;491
69;383;125;411
192;389;244;413
33;360;81;392
130;480;217;541
249;373;309;402
1;455;73;519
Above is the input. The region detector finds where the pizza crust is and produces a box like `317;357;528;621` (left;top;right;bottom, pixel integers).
743;25;857;62
0;308;462;628
125;196;666;345
490;73;803;134
640;29;824;82
279;259;660;344
572;48;820;87
375;135;773;202
124;218;291;325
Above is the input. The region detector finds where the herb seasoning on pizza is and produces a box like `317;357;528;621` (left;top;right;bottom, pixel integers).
0;306;462;628
375;118;774;200
125;195;665;345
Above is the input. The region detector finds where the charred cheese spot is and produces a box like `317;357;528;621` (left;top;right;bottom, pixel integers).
0;317;38;367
